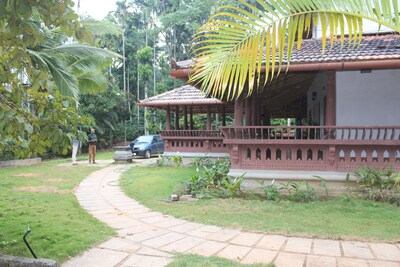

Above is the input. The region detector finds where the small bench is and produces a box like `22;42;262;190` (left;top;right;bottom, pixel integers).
112;146;133;163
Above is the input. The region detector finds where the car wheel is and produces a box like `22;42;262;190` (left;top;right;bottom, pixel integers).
144;150;151;159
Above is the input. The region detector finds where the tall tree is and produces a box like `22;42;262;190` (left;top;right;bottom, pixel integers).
189;0;400;100
0;0;120;158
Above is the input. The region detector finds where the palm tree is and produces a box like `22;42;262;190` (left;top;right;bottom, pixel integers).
189;0;400;100
27;20;122;100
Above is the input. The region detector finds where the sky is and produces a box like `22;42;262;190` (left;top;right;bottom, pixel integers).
75;0;117;20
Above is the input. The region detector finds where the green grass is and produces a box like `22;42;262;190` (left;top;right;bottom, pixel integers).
166;254;274;267
0;152;115;262
121;166;400;242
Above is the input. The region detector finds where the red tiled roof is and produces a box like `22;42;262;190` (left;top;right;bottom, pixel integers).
173;34;400;69
137;85;232;113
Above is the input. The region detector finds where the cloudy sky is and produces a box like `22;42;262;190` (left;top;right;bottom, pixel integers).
75;0;117;20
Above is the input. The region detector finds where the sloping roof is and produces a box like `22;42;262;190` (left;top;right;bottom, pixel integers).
172;34;400;69
137;85;233;113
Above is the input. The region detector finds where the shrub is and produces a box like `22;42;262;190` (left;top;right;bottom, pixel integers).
173;182;190;196
280;180;317;203
170;154;183;167
260;180;281;201
184;157;242;199
354;166;400;205
156;154;182;167
156;155;170;167
192;155;213;171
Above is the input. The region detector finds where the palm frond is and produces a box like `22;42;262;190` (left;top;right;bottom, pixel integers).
76;67;108;95
81;20;123;36
46;43;122;60
27;49;79;98
189;0;400;100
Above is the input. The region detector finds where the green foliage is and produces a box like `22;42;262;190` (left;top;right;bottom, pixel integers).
173;182;190;197
279;180;317;203
170;154;183;167
0;91;93;159
192;155;214;171
0;0;120;159
185;157;242;198
156;154;183;167
260;180;281;201
354;166;400;205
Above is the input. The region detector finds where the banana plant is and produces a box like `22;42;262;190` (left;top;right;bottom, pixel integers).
189;0;400;100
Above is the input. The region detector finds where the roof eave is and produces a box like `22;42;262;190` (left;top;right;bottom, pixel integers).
169;59;400;80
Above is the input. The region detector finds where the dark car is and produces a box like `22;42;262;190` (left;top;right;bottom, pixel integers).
130;134;164;159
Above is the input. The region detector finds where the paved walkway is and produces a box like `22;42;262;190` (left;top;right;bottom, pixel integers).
63;163;400;267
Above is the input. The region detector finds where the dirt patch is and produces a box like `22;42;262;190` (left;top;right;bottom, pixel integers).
13;186;72;194
15;173;42;177
41;178;67;183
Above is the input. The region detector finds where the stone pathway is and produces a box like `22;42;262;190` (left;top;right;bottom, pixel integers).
63;163;400;267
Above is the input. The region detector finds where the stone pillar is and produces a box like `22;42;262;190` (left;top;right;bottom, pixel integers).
206;106;212;130
234;98;244;126
166;106;171;130
183;106;188;130
175;105;179;130
190;107;194;130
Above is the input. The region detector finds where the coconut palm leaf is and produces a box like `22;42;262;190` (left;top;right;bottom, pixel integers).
189;0;400;100
81;20;123;36
27;49;79;98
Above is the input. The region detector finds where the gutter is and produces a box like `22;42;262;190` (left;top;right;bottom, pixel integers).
169;59;400;80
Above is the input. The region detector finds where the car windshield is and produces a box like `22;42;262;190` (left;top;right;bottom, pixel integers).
135;136;154;143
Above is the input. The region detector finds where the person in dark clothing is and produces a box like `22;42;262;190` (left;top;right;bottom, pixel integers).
88;128;97;164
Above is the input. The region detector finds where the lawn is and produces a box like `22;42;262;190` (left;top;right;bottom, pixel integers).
0;153;115;262
167;254;274;267
120;166;400;242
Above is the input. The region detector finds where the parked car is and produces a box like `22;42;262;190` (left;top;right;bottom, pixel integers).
129;134;164;159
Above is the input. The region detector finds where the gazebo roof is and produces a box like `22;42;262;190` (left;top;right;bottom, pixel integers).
137;85;233;114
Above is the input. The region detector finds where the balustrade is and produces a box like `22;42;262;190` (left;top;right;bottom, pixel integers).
221;126;400;172
159;130;227;153
159;127;400;171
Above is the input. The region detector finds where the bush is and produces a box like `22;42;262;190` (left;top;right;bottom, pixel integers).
260;180;281;201
354;166;400;205
184;157;242;199
192;155;213;171
156;154;182;167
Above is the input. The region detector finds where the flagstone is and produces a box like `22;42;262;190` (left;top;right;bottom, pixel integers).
217;244;252;261
240;248;277;265
274;252;306;267
256;235;287;251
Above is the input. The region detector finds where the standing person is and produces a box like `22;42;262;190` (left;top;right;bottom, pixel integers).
72;138;79;165
88;128;97;164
